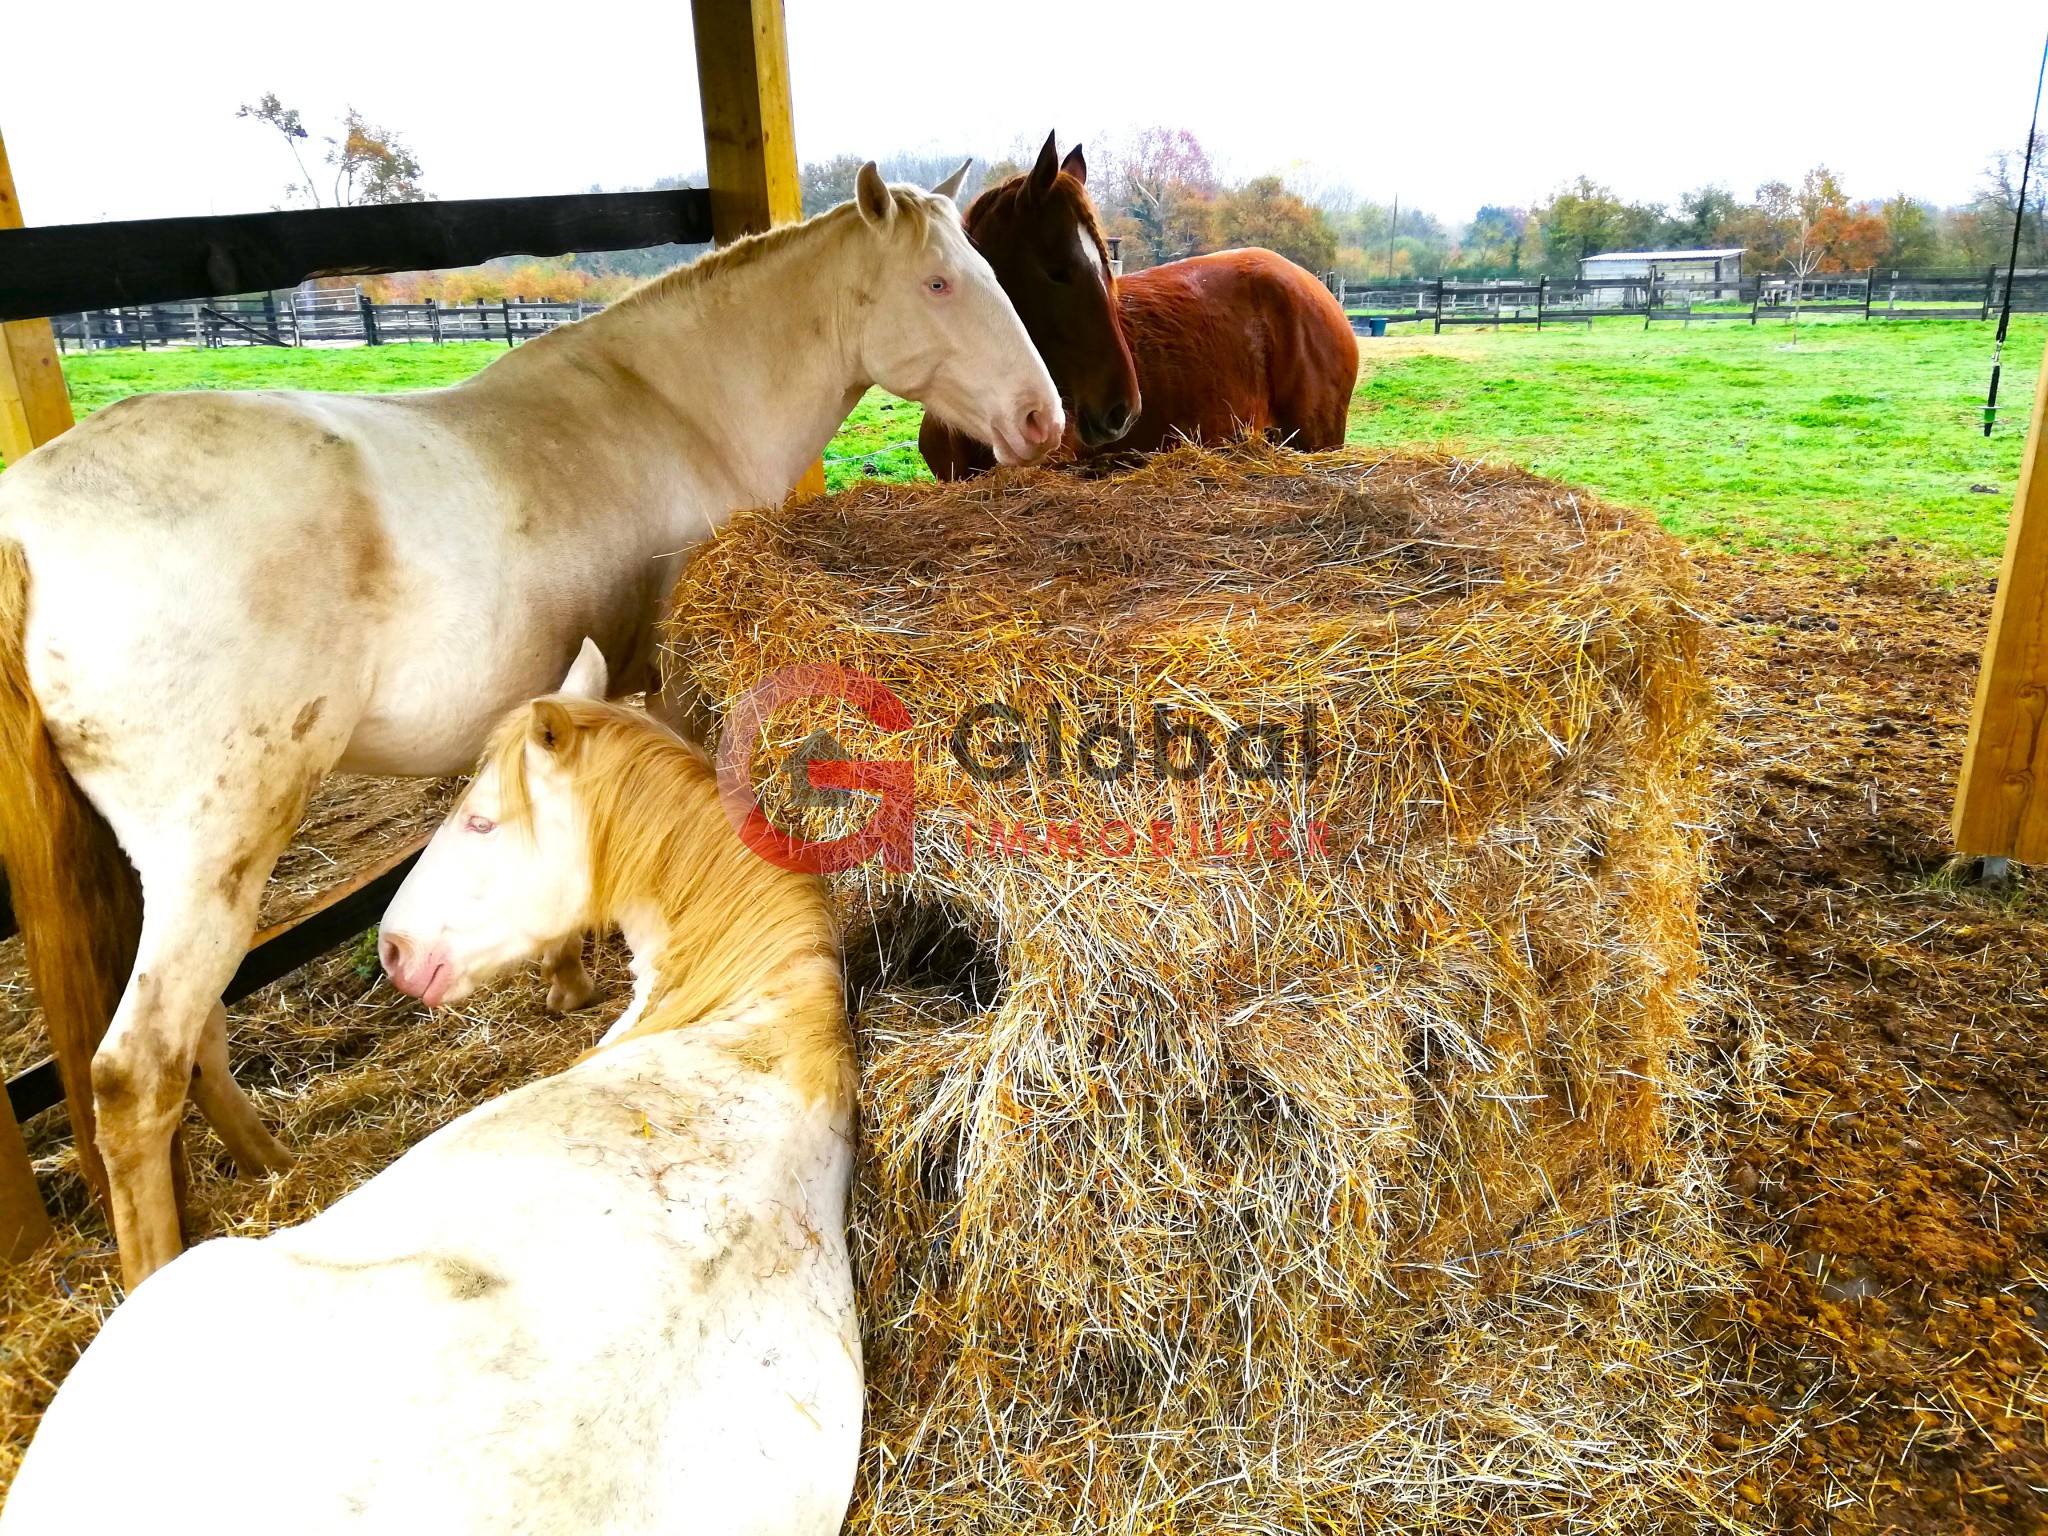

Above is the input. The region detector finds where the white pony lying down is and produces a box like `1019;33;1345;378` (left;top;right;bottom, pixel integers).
3;644;858;1536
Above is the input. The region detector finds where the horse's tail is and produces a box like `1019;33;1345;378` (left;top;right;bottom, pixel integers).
0;538;140;1203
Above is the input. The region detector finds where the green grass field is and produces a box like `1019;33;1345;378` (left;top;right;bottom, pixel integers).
24;314;2046;560
1347;316;2043;560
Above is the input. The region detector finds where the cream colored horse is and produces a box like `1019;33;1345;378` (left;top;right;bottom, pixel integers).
0;162;1058;1285
4;651;858;1535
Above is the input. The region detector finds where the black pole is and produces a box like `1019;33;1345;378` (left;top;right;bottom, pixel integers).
1986;28;2048;436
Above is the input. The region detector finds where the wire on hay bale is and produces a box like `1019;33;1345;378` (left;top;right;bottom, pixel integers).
662;441;1734;1533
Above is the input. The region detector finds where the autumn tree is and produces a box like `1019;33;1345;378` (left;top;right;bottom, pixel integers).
1878;195;1939;269
1531;178;1662;275
330;109;426;205
1098;128;1219;268
1665;184;1740;247
1970;132;2048;267
1784;165;1881;272
800;155;865;216
1717;180;1799;272
239;96;426;207
1209;176;1338;271
237;92;323;207
1460;205;1527;273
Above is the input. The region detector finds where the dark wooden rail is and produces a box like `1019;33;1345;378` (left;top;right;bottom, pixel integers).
0;190;712;322
5;839;426;1124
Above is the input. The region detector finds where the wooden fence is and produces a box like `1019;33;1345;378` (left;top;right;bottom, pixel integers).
49;291;607;351
1336;267;2048;333
50;265;2044;355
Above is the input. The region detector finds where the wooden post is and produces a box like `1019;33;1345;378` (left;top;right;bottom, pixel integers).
1536;274;1546;332
691;0;823;498
1956;356;2048;860
1433;275;1445;334
0;127;77;468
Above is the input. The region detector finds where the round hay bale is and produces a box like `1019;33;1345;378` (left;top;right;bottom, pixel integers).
663;442;1732;1533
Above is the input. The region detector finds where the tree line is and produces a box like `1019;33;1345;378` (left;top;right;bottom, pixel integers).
805;130;2047;283
234;96;2048;298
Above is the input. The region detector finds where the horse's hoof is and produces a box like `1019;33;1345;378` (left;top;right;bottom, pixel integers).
547;976;598;1014
242;1135;296;1179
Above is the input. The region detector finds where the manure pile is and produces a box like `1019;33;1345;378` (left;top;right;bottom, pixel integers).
664;441;1734;1533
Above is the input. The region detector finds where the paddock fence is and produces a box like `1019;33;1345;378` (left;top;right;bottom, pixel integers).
44;264;2048;354
48;289;605;350
1334;268;2048;333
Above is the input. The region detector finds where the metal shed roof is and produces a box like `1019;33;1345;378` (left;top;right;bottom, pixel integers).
1581;248;1746;262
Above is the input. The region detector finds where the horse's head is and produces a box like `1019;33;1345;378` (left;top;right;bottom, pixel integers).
847;162;1062;465
379;642;612;1008
963;133;1142;449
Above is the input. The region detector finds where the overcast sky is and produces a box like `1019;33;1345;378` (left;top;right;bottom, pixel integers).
4;1;2043;229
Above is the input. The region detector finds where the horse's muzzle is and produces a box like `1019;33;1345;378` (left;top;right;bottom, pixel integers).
1077;404;1137;447
380;931;453;1008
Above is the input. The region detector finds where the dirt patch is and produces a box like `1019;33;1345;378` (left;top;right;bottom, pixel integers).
1695;546;2048;1533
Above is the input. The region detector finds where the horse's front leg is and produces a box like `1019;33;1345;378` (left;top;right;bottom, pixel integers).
542;934;597;1014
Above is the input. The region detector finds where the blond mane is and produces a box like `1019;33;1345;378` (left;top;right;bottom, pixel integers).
610;183;951;316
477;698;850;1108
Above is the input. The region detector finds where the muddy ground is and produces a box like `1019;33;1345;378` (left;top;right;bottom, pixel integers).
1;546;2045;1532
1698;547;2048;1533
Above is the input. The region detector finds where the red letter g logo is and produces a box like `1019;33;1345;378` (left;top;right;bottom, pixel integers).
714;663;915;873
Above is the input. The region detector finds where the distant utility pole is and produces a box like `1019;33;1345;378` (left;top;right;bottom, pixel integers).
1388;194;1399;281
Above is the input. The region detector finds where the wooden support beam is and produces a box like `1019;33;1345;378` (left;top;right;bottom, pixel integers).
1956;354;2048;859
692;0;804;243
691;0;824;498
0;191;713;324
0;125;74;467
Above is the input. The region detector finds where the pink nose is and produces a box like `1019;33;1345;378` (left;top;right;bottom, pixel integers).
1020;402;1060;452
379;931;452;1007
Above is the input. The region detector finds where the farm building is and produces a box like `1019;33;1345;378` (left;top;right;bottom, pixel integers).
1577;247;1745;308
1579;247;1747;284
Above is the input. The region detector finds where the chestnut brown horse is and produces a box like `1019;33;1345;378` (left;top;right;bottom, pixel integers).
919;133;1360;478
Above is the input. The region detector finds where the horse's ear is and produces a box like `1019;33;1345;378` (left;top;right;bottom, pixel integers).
1061;143;1087;186
1027;132;1059;195
529;700;576;756
559;637;608;700
855;162;894;229
932;159;972;202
